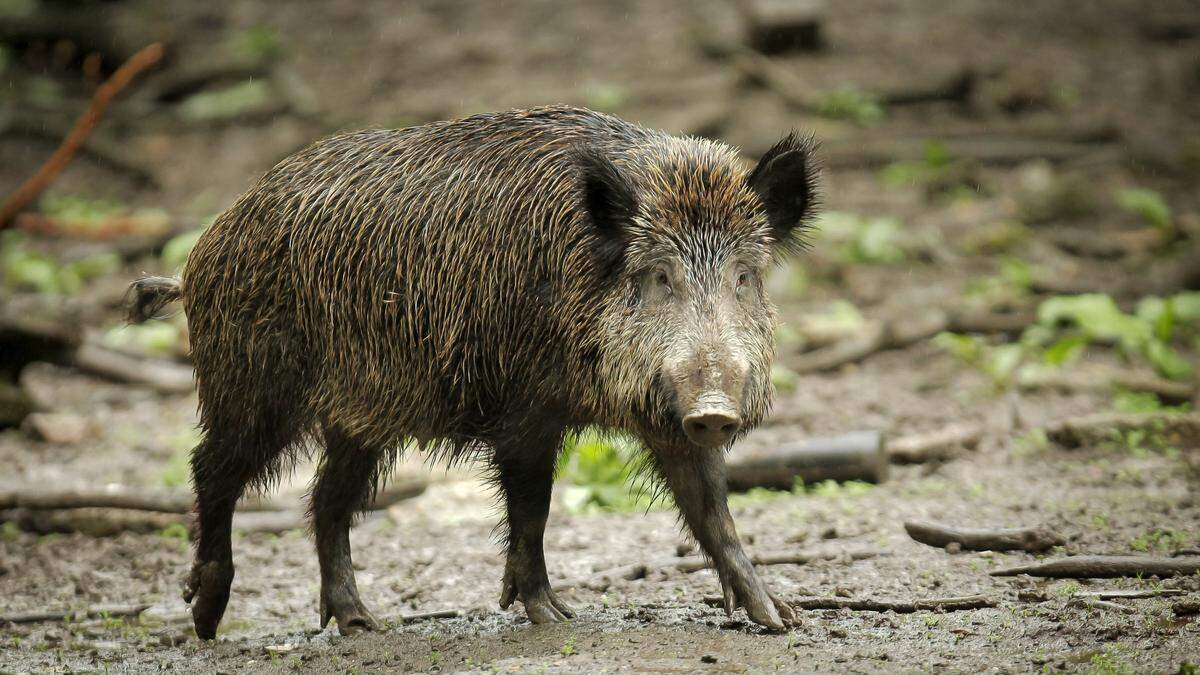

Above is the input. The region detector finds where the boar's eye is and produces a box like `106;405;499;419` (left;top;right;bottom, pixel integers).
655;270;672;290
639;267;673;304
735;268;758;294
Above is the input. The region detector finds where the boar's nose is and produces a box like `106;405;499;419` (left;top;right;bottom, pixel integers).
682;410;742;448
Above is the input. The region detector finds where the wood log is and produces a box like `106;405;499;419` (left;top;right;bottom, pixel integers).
739;0;825;54
887;424;984;464
726;431;887;491
991;555;1200;578
904;520;1063;552
0;486;193;513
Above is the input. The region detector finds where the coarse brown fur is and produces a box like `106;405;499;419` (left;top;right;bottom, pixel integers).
128;105;818;638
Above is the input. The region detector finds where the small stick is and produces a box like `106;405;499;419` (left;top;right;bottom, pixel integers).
1068;598;1137;614
904;521;1063;552
0;603;149;624
703;594;996;613
676;548;879;574
0;43;165;228
990;555;1200;578
394;609;462;624
1076;589;1184;600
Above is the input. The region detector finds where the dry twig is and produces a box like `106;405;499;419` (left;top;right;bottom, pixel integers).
0;603;149;624
0;43;164;228
904;521;1063;552
991;555;1200;578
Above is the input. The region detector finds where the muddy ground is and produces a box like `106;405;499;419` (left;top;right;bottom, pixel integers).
2;0;1200;672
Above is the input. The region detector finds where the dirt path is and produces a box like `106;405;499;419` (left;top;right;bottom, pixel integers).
1;356;1198;672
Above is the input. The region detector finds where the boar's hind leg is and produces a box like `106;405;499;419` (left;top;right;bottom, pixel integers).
654;447;796;630
186;429;288;640
310;425;384;636
495;432;575;623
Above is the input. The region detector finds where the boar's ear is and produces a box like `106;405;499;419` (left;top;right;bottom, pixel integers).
577;146;637;264
747;133;819;252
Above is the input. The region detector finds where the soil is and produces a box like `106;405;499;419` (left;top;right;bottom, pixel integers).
2;0;1199;672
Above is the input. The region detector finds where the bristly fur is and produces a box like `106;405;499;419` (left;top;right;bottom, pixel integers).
125;276;183;324
151;105;820;637
746;131;821;257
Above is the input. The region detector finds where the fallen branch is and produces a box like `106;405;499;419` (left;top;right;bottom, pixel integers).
676;547;879;574
1018;368;1196;405
904;521;1063;553
991;555;1200;578
0;42;164;228
394;608;463;624
74;341;195;394
887;423;984;464
727;431;887;490
0;486;194;513
1041;412;1200;449
1068;597;1137;614
1076;589;1184;600
703;594;995;613
0;109;159;185
787;307;1035;373
0;603;149;625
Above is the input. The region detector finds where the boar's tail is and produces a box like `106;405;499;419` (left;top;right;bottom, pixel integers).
125;276;183;324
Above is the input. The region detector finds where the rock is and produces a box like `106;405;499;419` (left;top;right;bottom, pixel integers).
22;412;89;444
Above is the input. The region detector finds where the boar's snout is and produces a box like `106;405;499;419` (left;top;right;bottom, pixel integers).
682;404;741;448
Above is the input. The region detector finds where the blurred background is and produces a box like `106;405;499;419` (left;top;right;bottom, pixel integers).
1;1;1198;671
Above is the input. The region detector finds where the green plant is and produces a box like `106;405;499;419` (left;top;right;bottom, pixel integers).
179;81;275;123
560;637;577;656
1;231;122;295
812;86;885;126
934;332;1025;387
1116;187;1172;234
1036;294;1194;380
224;23;284;63
555;429;654;513
816;211;910;264
1130;528;1193;554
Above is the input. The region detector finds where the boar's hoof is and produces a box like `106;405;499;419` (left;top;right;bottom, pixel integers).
183;559;235;640
320;592;382;636
719;574;797;631
522;591;577;624
500;570;576;623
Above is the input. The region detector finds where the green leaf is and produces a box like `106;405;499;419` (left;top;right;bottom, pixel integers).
162;228;206;271
1145;339;1193;380
1116;187;1171;232
1042;335;1086;366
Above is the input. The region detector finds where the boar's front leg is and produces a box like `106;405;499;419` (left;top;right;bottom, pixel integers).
654;446;796;630
494;431;576;623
